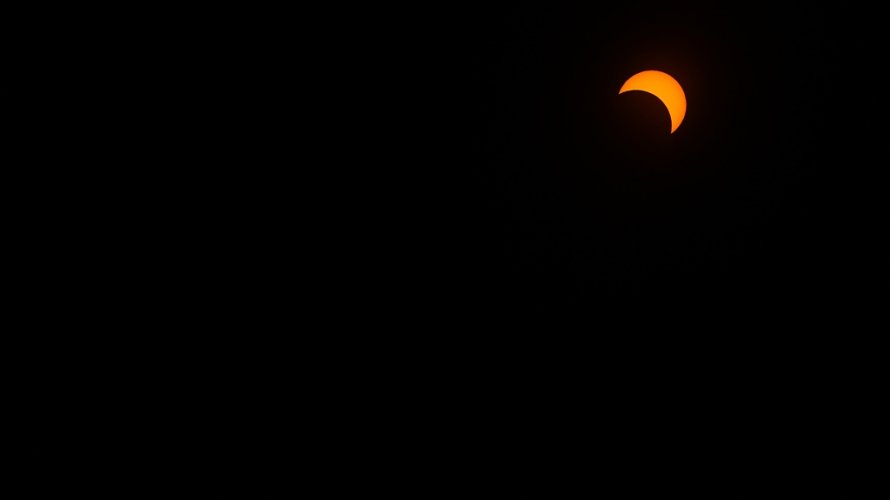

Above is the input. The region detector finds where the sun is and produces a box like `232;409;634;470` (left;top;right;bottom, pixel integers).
619;70;687;133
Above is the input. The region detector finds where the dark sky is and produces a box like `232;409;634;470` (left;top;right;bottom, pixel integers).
15;4;884;498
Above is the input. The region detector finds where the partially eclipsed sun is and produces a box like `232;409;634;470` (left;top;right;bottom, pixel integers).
619;70;686;133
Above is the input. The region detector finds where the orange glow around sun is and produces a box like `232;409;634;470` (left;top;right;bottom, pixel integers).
619;70;687;133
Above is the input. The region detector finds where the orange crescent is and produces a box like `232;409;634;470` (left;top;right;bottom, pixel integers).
619;70;687;133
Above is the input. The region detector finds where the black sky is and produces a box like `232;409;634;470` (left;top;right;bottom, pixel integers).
14;4;886;498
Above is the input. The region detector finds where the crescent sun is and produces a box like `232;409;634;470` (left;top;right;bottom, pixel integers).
619;70;687;133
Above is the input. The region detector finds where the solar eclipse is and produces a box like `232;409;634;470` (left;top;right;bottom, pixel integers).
619;70;687;133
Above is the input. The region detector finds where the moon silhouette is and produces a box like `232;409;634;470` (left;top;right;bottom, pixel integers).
619;70;687;133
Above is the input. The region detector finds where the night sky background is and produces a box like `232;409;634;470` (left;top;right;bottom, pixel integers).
15;3;886;498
